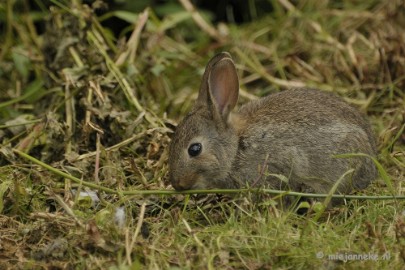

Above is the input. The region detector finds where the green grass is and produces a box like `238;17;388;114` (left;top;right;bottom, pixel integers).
0;0;404;269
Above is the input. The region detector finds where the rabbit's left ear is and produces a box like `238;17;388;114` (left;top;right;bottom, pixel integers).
208;56;239;120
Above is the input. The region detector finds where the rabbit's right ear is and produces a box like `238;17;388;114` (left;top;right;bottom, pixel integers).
196;52;239;122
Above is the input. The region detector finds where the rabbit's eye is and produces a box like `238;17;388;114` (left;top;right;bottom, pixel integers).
188;143;202;157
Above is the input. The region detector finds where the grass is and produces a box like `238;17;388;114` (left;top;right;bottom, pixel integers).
0;0;405;269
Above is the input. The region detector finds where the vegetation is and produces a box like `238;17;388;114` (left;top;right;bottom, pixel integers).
0;0;404;269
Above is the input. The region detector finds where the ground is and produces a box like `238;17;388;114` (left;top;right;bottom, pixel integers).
0;0;404;269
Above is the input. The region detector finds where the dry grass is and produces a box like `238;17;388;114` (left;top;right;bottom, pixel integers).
0;0;404;269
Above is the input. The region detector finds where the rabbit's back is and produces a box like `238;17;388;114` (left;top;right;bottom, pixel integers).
231;88;377;193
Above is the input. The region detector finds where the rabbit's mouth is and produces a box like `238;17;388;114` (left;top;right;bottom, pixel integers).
171;172;204;191
170;178;189;191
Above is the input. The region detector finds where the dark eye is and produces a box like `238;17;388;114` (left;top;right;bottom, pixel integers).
188;143;202;157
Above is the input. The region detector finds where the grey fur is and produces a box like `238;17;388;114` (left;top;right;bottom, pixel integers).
169;52;377;194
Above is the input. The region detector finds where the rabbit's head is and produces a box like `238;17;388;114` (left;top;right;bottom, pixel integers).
169;52;240;190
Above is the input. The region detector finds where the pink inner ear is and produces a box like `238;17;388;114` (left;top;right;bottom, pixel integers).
209;59;239;117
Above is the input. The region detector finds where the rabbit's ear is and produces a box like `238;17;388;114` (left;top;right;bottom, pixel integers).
197;53;231;107
196;52;239;121
208;57;239;120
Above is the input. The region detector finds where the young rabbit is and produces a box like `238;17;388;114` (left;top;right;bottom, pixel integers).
169;52;377;195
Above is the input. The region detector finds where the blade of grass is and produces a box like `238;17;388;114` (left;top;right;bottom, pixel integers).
384;123;405;153
0;79;44;109
13;149;405;200
334;153;395;197
178;0;225;42
313;169;354;222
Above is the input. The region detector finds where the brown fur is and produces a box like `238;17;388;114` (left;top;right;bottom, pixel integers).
169;52;377;194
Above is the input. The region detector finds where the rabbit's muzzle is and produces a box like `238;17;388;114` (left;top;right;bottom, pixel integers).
170;171;198;191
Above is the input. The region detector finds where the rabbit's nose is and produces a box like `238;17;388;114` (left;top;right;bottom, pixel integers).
171;179;188;191
171;175;193;191
172;183;185;191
